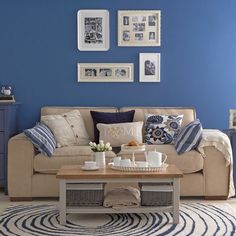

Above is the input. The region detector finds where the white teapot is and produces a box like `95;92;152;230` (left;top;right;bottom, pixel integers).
1;86;12;96
145;150;167;167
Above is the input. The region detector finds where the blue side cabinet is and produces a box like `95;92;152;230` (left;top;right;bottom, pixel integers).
223;129;236;197
0;103;20;194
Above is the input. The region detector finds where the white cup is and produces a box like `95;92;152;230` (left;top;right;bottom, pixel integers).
120;159;131;167
113;156;121;166
84;161;97;169
136;161;149;167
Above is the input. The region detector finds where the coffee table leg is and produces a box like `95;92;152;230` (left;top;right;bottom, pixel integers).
59;180;66;225
173;178;180;224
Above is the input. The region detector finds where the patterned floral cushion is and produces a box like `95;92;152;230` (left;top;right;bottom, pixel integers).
144;114;184;144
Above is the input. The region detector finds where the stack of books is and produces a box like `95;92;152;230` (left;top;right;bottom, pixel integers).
0;95;15;103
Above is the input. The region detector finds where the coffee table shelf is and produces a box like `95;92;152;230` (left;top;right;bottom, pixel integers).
56;165;183;225
66;205;173;214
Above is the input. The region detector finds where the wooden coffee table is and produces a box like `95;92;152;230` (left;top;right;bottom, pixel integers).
56;164;183;225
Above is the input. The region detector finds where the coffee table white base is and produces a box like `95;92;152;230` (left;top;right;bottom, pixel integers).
59;177;180;225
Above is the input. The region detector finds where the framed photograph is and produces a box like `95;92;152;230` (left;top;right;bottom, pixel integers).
77;10;110;51
118;10;161;47
139;53;160;82
77;63;134;82
229;109;236;129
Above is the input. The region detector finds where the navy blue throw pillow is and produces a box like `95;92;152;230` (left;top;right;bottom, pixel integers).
90;110;135;143
24;123;56;157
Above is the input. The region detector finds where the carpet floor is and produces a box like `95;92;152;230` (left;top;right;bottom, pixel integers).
0;203;236;236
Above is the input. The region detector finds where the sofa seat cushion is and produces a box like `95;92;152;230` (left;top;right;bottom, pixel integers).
119;145;204;174
34;146;116;174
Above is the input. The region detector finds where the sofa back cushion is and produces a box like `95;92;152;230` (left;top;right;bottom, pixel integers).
41;107;118;141
120;107;196;127
41;107;196;141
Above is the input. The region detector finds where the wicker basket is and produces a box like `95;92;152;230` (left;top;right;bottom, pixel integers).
66;183;104;206
140;183;173;206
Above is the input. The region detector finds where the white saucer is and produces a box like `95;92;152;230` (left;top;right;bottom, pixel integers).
81;166;99;171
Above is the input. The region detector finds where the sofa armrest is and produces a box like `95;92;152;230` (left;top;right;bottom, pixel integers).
8;133;36;198
203;146;230;198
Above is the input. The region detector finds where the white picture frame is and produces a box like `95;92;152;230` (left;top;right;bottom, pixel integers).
77;63;134;82
118;10;161;47
139;53;160;82
77;10;110;51
229;109;236;129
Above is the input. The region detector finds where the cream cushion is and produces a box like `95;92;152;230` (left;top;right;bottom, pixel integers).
41;107;118;141
119;144;204;174
97;122;143;147
41;110;89;147
34;146;116;174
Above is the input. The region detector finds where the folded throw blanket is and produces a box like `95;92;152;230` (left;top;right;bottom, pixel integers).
197;129;235;198
103;186;141;210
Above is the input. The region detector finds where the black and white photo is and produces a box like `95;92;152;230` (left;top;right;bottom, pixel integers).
144;60;156;75
118;10;161;46
149;32;155;40
78;10;109;51
84;17;103;44
233;115;236;127
133;23;145;31
132;16;138;22
139;53;160;82
78;63;134;82
115;68;127;77
85;69;97;77
123;16;129;25
99;68;112;77
142;16;147;22
123;31;130;41
148;15;156;26
229;109;236;129
135;33;144;41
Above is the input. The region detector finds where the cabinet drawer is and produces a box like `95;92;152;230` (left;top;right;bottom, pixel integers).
0;132;4;153
0;110;4;131
0;154;4;180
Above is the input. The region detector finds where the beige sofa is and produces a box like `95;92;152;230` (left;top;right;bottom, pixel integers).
8;106;230;201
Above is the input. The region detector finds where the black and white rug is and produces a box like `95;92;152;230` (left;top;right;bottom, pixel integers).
0;203;236;236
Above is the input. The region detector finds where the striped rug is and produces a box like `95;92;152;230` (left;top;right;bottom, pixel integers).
0;203;236;236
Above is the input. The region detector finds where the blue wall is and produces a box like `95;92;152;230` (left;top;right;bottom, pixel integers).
1;0;236;131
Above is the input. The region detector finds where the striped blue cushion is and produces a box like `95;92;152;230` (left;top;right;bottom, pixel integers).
24;123;56;157
174;119;203;154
